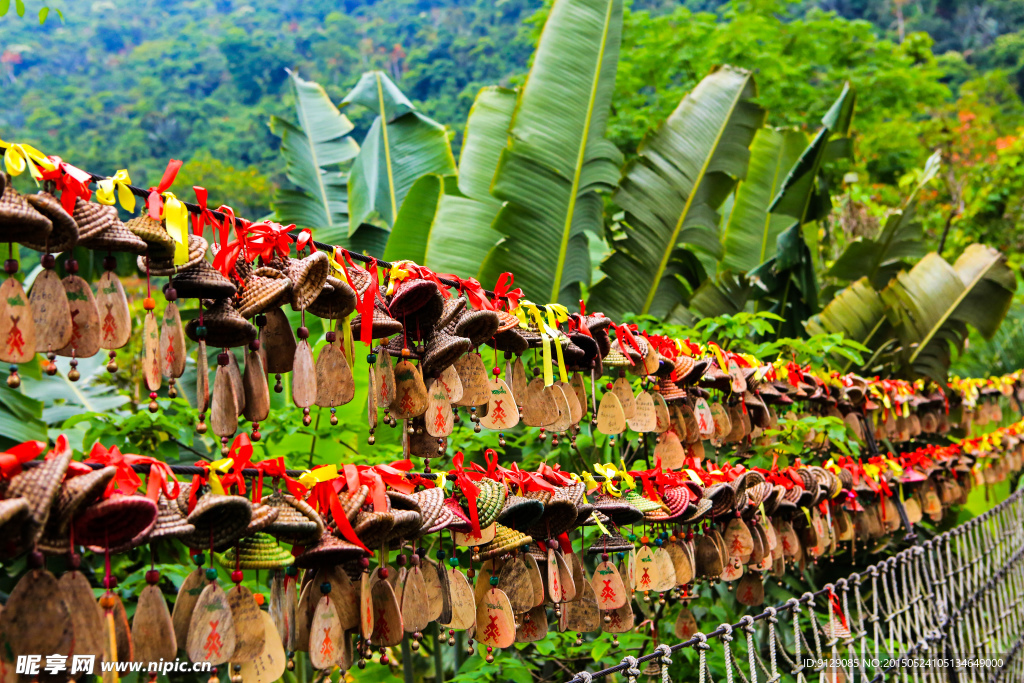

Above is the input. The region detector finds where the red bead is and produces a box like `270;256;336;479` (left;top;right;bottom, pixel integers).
606;382;613;390
231;570;244;584
149;392;157;400
143;297;156;311
378;567;389;579
492;367;501;376
640;536;649;544
145;569;160;585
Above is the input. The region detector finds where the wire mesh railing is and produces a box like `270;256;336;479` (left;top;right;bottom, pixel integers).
569;487;1024;683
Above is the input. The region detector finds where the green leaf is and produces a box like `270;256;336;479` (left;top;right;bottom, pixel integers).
271;70;359;246
885;245;1016;380
383;174;445;263
689;270;751;318
15;0;24;17
345;72;456;234
480;0;624;305
38;6;47;23
589;66;765;319
827;150;941;287
0;0;10;17
805;277;891;370
720;127;806;273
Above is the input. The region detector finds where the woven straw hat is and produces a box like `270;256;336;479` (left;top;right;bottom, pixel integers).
138;235;208;276
148;492;196;541
237;269;293;318
386;509;422;542
45;466;116;536
450;308;500;347
286;251;330;310
125;215;175;257
295;533;366;568
4;446;73;546
421;330;472;377
705;483;736;518
173;260;238;299
624;490;666;515
181;493;253;551
568;331;600;367
351;303;403;340
645;485;690;522
387;490;422;514
590;493;644;526
456;478;507;528
384;334;422;360
71;199;116;241
0;176;52;242
586;531;634;555
264;492;324;544
307;275;357;320
79;214;149;255
525;493;577;540
672;355;696;381
388;274;443;335
602;344;632;369
344;265;373;296
353;510;395;548
657;377;685;401
681;496;713;523
341;485;369;522
436;295;467;331
246;502;281;535
412;487;445;531
476;523;532;561
497;494;545;531
23;192;79;253
219;532;294;569
74;494;158;552
185;299;256;348
489;316;529;355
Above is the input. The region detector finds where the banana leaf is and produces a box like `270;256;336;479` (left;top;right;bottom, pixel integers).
588;65;765;319
479;0;624;306
805;277;893;371
827;150;941;288
343;71;456;236
719;127;806;274
883;245;1016;381
689;271;753;318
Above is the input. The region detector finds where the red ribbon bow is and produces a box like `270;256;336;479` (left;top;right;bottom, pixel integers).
296;228;314;253
146;160;183;220
84;442;180;502
245;221;296;262
338;250;380;346
0;439;46;479
305;467;371;554
341;461;415;513
218;434;257;497
41;157;93;214
441;273;493;310
492;272;522;311
614;324;642;364
451;452;483;535
253;457;307;503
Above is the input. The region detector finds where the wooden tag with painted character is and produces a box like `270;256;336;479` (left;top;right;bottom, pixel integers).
559;580;599;633
425;379;454;437
228;585;266;663
481;378;518;430
591;562;626;610
653;430;686;470
596;391;626;435
308;596;342;670
0;277;35;364
186;582;236;665
390;360;428;419
633;545;659;592
56;274;100;358
455;522;495;547
142;312;161;391
160;301;187;378
438;363;463;403
475;588;515;649
602;603;635;633
515;605;547;643
376;348;396;406
29;268;71;352
653;392;671;433
453;353;489;406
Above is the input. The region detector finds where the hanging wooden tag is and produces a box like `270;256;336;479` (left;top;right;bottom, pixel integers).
570;373;587;416
293;579;314;652
627;391;656;432
401;566;430;633
110;593;134;664
653;430;685;470
625;548;636;590
596;391;626;435
515;604;547;643
556;380;583;425
453;353;489;406
511;357;529;407
270;572;298;651
359;571;374;639
228;585;266;663
375;348;396;406
242;348;270;423
370;578;403;647
720;558;743;583
367;365;378;430
497;556;534;614
473;560;494;608
320;567;359;632
592;562;627;610
225;350;246;415
724;518;755;560
727;359;746;393
652;548;677;592
665;542;693;586
172;569;206;651
633;545;659;592
523;553;545;608
480;378;518;430
143;312;162;391
674;607;698;640
259;308;296;374
560;579;599;633
693;397;715;438
29;268;71;352
440;567;475;631
475;588;515;649
0;570;72;669
548;384;572;433
602;603;635;633
238;611;286;683
292;340;317;409
58;571;105;660
196;341;210;413
187;582;236;665
437;363;463;403
422;559;445;623
679;404;702;444
778;521;800;559
548;549;576;603
736;573;764;607
212;363;239;438
569;552;585;602
0;277;35;364
55;274;100;358
160;301;187;378
611;376;636;419
652;392;671;433
308;596;342;670
390;359;428;419
425;378;454;437
132;584;177;663
522;377;557;427
315;338;355;407
455;522;496;547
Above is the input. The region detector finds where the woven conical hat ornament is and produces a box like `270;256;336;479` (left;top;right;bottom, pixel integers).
286;250;329;310
186;299;257;349
4;437;72;550
0;173;52;241
23;191;78;253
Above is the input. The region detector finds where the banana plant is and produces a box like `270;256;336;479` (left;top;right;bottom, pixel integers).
384;86;517;277
342;71;456;239
805;277;894;371
478;0;624;306
827;149;942;288
588;66;765;320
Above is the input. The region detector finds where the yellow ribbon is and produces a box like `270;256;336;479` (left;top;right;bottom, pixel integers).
885;458;904;477
96;170;136;212
683;469;703;485
616;459;636;491
544;304;569;384
0;139;54;179
206;457;234;495
520;301;555;386
161;192;189;265
298;464;340;489
863;463;881;481
592;463;621;497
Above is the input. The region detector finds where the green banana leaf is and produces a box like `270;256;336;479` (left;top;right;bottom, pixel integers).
719;127;807;274
882;245;1016;381
343;71;456;236
827;150;941;288
270;70;361;246
689;271;753;318
479;0;624;306
588;66;765;319
805;277;893;371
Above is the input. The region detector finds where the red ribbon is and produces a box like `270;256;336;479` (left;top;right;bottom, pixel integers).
296;228;314;253
0;439;46;479
614;324;642;364
41;157;93;214
146;160;183;220
397;264;451;299
441;273;493;310
245;221;296;262
339;250;380;346
218;434;256;496
83;442;180;502
305;469;371;554
537;463;573;487
492;272;523;311
253;457;307;503
451;452;482;535
341;461;415;512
